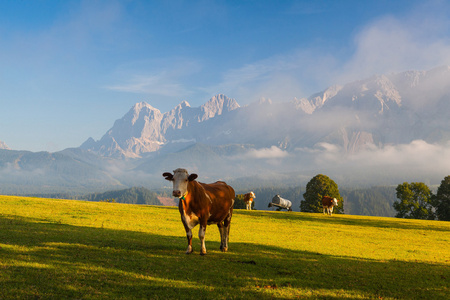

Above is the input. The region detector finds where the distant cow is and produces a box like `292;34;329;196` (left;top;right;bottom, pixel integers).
163;168;235;255
243;192;255;210
322;196;339;215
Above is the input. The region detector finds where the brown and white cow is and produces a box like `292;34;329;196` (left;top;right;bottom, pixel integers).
163;168;235;255
243;191;255;210
322;196;339;215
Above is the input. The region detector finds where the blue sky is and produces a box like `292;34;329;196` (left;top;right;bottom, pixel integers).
1;0;450;152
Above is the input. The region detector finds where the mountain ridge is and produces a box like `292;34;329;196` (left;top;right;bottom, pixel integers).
1;66;450;194
80;66;450;159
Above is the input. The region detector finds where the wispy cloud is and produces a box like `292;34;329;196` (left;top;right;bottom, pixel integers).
106;73;190;97
106;58;203;98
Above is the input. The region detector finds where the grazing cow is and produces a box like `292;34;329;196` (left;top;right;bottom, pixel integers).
322;196;339;215
163;168;235;255
243;192;255;210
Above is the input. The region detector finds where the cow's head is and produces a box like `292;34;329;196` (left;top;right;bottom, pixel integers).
250;191;256;198
332;198;339;206
163;168;198;198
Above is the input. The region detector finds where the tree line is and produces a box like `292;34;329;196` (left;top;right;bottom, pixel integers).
393;176;450;221
292;174;450;221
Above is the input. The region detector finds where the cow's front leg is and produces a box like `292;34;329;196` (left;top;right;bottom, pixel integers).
181;215;194;254
185;229;193;254
199;225;207;255
323;207;326;215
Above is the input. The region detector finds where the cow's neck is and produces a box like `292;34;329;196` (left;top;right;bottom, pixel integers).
180;181;194;203
179;181;194;200
182;181;207;209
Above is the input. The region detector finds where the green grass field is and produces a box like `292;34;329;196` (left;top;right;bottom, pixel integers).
1;195;449;299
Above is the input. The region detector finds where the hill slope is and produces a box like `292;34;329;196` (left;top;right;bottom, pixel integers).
1;195;449;299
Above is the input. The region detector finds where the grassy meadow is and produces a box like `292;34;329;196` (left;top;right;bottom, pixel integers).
1;195;449;299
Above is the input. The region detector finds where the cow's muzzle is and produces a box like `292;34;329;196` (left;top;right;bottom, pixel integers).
172;190;182;198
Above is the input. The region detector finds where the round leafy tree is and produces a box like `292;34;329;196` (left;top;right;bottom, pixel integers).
435;176;450;221
393;182;434;220
301;174;344;213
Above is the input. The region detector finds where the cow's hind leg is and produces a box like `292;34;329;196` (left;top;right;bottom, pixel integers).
218;222;227;251
220;208;233;252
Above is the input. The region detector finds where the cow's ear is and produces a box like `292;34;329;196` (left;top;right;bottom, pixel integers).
162;172;173;181
188;173;198;181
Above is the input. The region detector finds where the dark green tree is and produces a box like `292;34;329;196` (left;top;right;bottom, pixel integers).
393;182;434;220
434;176;450;221
301;174;343;213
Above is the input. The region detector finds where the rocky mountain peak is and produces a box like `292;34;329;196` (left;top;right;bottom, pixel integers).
174;100;191;110
315;74;402;114
296;85;343;114
0;140;10;150
127;102;162;125
199;94;240;121
81;94;241;158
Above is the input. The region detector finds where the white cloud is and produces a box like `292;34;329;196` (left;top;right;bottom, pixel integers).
304;139;450;180
349;140;450;170
238;146;289;160
337;8;450;84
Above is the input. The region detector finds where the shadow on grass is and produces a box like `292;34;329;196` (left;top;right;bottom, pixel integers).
237;210;450;232
0;215;449;299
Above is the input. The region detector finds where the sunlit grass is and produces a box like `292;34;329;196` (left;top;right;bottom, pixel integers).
1;195;449;299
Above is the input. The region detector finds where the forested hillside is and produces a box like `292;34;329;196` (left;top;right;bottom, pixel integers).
341;187;397;217
80;187;162;205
